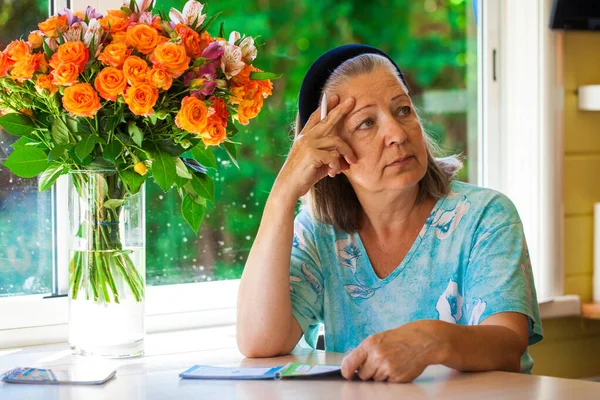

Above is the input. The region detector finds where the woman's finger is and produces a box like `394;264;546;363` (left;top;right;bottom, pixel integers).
341;347;367;380
356;355;378;381
301;94;340;134
316;136;358;164
310;97;355;137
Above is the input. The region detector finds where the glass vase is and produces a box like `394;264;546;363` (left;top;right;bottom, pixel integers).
68;170;146;358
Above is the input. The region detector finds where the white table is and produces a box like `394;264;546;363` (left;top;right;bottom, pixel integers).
1;325;599;399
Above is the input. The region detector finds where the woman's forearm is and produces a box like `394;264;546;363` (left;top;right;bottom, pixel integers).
427;320;526;373
236;185;301;357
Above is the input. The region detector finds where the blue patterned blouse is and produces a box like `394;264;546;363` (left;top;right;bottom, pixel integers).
290;180;543;373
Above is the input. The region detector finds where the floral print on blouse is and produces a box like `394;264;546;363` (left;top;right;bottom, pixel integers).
290;180;543;373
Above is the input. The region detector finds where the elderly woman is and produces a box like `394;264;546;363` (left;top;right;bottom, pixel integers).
236;44;543;383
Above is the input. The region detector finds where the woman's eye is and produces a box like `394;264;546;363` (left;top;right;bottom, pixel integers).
398;106;411;116
357;118;374;130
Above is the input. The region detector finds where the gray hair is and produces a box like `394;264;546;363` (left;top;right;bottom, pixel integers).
295;53;462;233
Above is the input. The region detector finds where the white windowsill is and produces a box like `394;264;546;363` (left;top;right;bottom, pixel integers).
538;295;581;319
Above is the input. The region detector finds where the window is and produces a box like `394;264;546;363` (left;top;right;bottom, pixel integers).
1;0;484;343
0;0;52;297
147;0;479;286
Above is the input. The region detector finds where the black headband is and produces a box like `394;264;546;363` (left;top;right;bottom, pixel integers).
298;44;406;130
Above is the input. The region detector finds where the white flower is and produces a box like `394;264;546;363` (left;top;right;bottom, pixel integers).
169;0;206;29
239;37;257;63
436;280;463;323
219;42;245;79
63;24;84;43
83;19;103;50
124;0;153;13
228;31;241;45
228;31;257;63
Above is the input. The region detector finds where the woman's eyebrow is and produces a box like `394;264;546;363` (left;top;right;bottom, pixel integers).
392;94;408;101
347;94;409;119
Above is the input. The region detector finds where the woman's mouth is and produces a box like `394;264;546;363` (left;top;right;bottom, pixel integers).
387;155;414;167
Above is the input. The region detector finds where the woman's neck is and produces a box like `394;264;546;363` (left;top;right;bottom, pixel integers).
357;185;435;240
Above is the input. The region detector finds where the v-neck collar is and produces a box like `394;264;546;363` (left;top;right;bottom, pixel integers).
352;192;449;287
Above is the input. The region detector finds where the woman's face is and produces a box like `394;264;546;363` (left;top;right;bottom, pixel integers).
334;67;428;194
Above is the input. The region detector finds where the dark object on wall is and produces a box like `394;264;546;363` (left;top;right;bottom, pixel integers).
550;0;600;30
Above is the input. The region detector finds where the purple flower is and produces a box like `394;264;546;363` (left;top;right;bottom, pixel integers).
85;6;103;20
202;41;224;61
198;61;219;79
59;8;82;26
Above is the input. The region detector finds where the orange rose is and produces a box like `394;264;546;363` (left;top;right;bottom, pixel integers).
198;32;212;52
200;116;227;146
150;42;190;78
35;74;58;95
126;24;160;55
99;10;130;34
62;83;102;118
230;65;273;125
50;41;89;73
4;40;31;65
124;82;158;116
94;67;127;101
175;96;208;135
148;67;172;91
34;53;48;73
38;14;68;38
28;32;43;49
174;24;202;58
122;56;149;85
21;109;33;117
111;32;127;44
51;63;79;86
10;53;46;82
208;96;229;125
98;43;131;68
0;52;9;77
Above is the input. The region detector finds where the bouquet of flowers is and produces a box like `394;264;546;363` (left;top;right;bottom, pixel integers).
0;0;276;304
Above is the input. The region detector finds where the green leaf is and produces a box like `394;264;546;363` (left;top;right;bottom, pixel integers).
66;117;93;135
181;194;205;233
42;39;54;59
103;141;123;162
117;166;146;194
151;148;177;192
223;141;239;169
249;71;283;80
128;122;144;147
51;118;71;146
189;145;217;169
175;157;193;179
0;113;35;136
219;21;225;38
103;199;125;209
38;162;66;192
197;11;222;34
75;135;101;160
2;147;48;178
190;172;214;201
11;137;37;149
48;145;68;161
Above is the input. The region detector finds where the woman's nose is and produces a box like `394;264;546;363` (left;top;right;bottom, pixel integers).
382;116;408;147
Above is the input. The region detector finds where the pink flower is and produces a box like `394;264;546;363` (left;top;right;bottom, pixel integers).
84;6;103;20
169;0;206;29
219;41;245;79
124;0;154;13
202;41;223;60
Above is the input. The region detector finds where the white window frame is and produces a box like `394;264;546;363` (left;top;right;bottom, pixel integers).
480;0;579;317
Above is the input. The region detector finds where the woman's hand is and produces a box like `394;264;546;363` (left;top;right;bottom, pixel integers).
340;320;447;383
273;94;357;201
